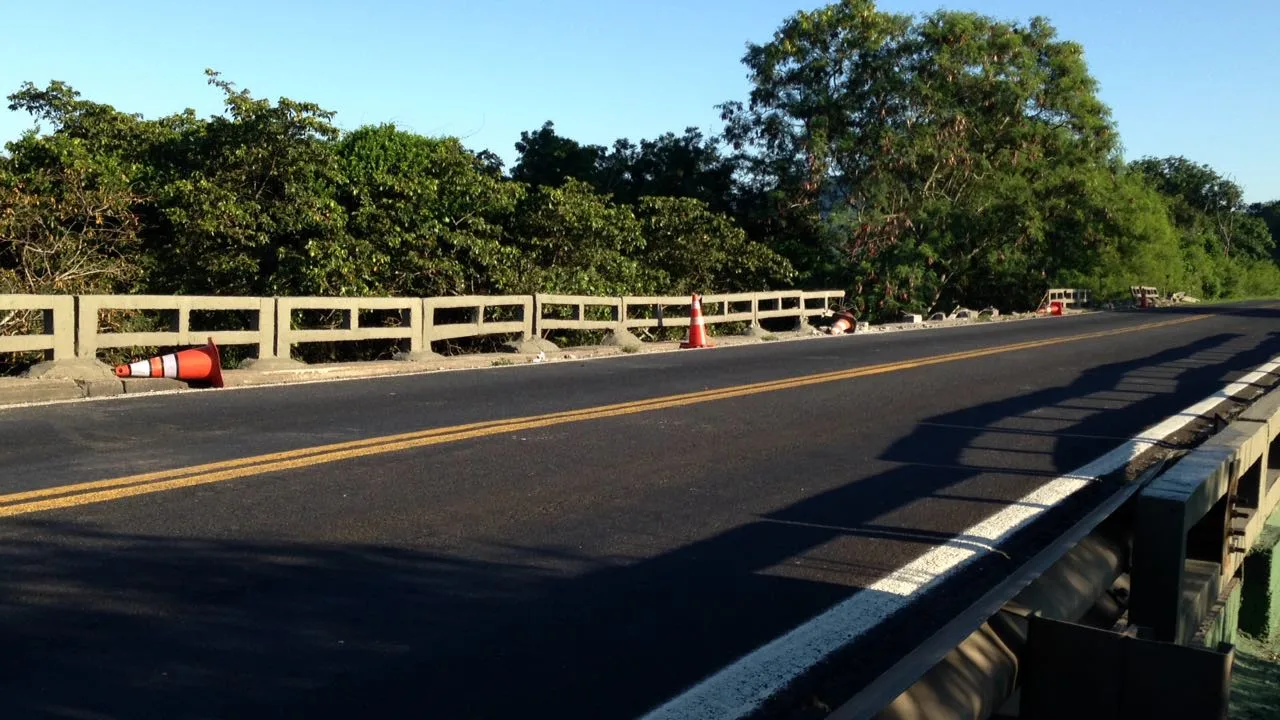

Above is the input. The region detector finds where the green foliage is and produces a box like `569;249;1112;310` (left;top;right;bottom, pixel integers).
722;1;1123;316
338;124;523;296
510;121;606;189
1131;155;1274;261
635;195;795;293
150;71;350;296
1251;201;1280;243
4;5;1280;346
0;136;142;295
503;179;664;296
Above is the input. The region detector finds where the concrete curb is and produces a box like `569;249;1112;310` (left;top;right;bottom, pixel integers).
0;311;1082;409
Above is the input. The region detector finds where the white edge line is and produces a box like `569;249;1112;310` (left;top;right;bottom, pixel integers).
639;357;1280;720
0;313;1100;412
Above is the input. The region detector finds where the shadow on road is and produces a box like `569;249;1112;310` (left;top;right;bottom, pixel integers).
4;327;1280;720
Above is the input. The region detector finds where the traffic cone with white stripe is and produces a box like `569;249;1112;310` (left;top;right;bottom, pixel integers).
680;294;714;349
114;338;225;388
828;310;856;335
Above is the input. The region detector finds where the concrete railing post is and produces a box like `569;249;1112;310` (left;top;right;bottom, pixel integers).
77;296;101;359
52;297;74;360
408;300;424;354
275;297;292;360
256;298;277;359
522;295;535;341
176;300;191;340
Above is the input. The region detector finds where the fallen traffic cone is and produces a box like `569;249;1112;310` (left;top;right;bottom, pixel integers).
680;294;714;349
114;338;225;388
828;310;856;335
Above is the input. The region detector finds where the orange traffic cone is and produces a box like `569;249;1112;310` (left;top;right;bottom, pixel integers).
680;294;714;349
829;310;856;334
114;338;225;388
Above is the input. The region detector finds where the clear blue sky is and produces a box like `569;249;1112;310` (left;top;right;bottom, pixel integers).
2;0;1276;202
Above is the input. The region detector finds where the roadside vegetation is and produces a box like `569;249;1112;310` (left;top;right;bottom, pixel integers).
3;1;1277;358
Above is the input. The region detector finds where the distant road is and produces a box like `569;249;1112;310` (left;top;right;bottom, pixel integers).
2;303;1278;719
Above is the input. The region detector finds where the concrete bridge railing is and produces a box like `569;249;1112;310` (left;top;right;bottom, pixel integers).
0;289;845;364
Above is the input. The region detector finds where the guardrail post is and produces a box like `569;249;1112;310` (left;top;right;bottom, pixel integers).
176;300;191;344
275;297;291;361
255;298;277;359
76;296;101;359
408;300;424;354
51;296;74;360
521;296;534;341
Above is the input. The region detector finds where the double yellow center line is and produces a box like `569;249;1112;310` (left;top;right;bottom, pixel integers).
0;314;1204;518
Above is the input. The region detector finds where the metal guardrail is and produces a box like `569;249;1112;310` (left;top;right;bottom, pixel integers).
824;361;1280;719
0;290;845;363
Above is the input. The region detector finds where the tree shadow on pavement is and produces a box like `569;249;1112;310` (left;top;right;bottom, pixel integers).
5;330;1280;720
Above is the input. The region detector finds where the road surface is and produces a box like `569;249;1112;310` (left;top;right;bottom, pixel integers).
1;304;1278;719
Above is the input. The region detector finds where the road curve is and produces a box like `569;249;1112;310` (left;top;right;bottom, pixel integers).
1;304;1278;719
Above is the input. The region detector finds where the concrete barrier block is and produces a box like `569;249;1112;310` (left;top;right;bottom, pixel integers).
122;378;189;394
503;336;558;354
79;379;123;398
903;313;922;324
603;328;644;348
238;357;308;372
0;378;84;405
23;358;117;382
1241;516;1280;640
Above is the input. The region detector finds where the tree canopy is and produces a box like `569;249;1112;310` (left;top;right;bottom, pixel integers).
3;0;1277;325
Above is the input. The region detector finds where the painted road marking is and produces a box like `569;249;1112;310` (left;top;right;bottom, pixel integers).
637;355;1280;720
0;314;1204;518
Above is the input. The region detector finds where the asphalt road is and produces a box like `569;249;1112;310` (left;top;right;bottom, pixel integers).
2;304;1280;719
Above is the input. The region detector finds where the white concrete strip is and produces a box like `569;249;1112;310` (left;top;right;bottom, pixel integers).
640;357;1280;720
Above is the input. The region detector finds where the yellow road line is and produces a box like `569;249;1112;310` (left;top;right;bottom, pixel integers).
0;314;1205;517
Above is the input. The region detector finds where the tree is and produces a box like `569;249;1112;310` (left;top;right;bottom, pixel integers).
1251;200;1280;258
1131;156;1273;260
510;121;607;189
337;124;525;296
503;179;666;296
0;137;142;296
635;196;795;293
721;1;1120;316
145;71;351;295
